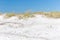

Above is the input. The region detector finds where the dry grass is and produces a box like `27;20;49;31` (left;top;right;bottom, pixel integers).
5;13;16;18
16;14;24;19
15;13;35;19
34;12;60;18
23;13;35;18
44;12;60;18
3;12;60;19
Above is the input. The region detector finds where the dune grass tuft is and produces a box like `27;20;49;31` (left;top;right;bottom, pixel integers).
5;13;16;18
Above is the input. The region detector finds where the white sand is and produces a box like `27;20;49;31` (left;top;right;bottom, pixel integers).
0;14;60;40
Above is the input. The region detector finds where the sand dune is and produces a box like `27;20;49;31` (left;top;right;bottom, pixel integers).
0;14;60;40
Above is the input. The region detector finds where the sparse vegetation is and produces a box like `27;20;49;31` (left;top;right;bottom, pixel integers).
23;13;35;18
16;14;24;19
44;12;60;18
2;12;60;19
34;12;60;18
5;13;16;18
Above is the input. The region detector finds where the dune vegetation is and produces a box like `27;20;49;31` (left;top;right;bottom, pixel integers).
1;12;60;19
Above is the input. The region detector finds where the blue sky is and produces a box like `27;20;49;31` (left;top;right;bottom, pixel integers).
0;0;60;13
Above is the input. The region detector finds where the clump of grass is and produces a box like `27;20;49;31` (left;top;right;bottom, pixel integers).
34;12;60;18
23;13;35;18
16;13;35;19
45;12;60;18
51;12;60;18
5;13;16;18
16;14;24;19
33;12;46;15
